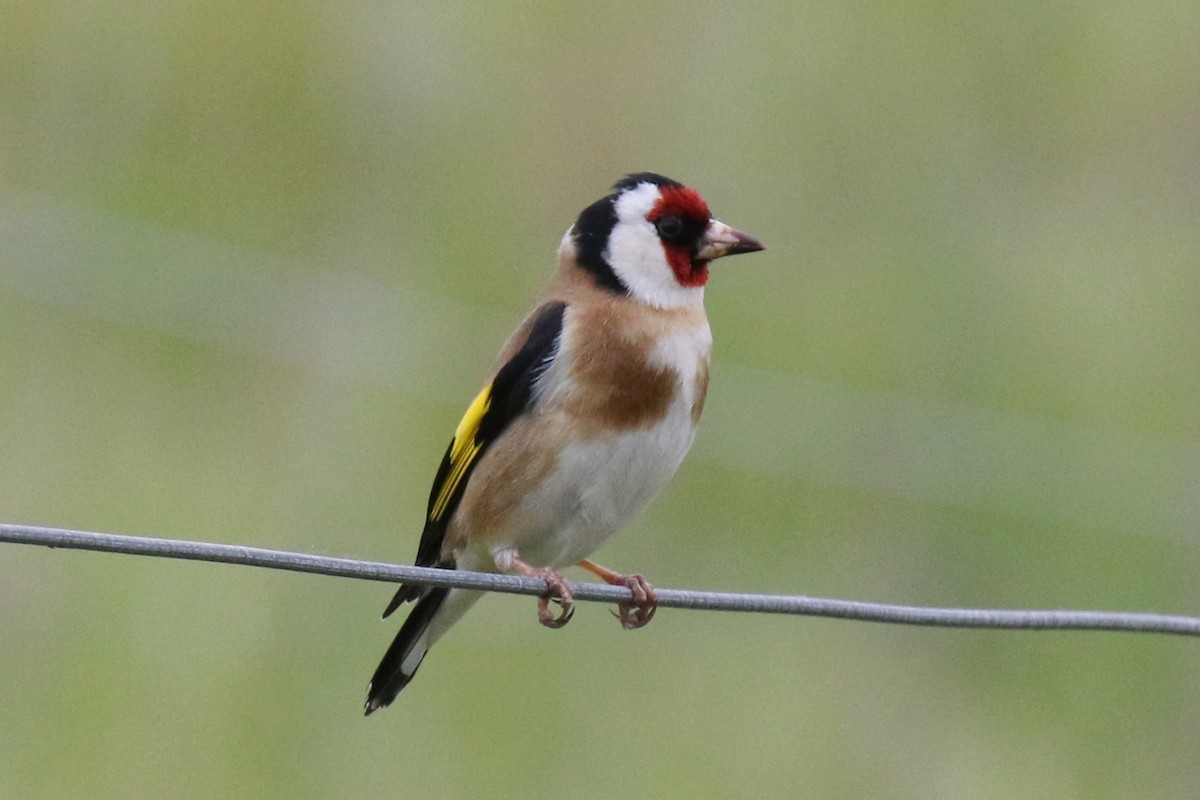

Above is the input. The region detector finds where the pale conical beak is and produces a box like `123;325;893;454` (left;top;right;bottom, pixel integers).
695;219;765;261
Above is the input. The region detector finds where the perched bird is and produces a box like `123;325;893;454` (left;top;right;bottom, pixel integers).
365;173;763;713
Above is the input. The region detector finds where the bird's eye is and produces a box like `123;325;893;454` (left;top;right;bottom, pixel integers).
655;215;684;240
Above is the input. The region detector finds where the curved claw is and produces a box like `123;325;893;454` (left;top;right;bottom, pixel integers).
615;574;658;630
508;556;577;630
531;568;575;629
538;595;575;628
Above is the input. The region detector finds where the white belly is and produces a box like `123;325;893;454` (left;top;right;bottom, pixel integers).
499;322;710;568
514;408;698;567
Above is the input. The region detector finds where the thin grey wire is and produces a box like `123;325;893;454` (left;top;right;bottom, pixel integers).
3;522;1199;637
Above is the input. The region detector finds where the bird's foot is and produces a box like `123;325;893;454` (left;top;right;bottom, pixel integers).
610;573;657;629
535;569;575;629
510;557;575;628
577;560;658;629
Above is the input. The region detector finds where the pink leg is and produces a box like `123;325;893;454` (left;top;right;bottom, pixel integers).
511;556;575;629
578;559;658;629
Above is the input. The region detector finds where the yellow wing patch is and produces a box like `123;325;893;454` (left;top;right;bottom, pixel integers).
429;384;492;522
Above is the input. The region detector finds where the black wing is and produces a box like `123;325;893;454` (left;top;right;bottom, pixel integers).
382;301;566;616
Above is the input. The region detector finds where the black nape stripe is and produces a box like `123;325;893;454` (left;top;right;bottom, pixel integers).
571;195;627;295
570;173;687;295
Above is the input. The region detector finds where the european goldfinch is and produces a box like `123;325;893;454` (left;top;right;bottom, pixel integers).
365;173;763;713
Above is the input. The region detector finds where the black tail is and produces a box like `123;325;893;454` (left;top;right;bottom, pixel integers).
364;587;449;714
381;582;422;619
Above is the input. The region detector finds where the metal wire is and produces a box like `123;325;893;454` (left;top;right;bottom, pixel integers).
3;521;1199;637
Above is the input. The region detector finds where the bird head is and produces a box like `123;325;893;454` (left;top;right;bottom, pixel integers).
565;173;764;308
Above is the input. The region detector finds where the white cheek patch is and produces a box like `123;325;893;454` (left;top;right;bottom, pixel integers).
605;183;705;309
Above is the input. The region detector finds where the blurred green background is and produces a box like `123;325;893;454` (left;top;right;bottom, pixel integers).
2;2;1198;798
